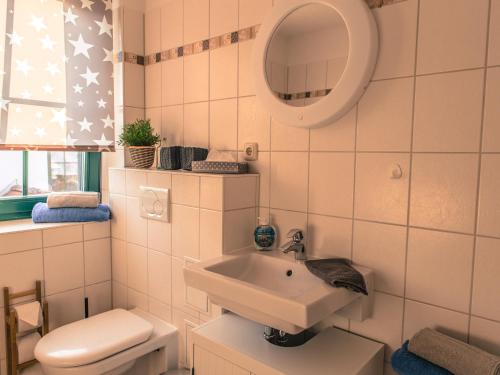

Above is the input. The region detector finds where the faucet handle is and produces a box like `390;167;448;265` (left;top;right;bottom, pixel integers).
286;229;304;242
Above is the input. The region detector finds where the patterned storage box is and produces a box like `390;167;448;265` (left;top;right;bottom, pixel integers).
191;161;249;174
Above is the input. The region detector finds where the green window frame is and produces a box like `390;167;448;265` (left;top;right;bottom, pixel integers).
0;152;101;221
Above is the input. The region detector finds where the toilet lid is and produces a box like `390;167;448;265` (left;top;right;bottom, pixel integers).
34;309;154;368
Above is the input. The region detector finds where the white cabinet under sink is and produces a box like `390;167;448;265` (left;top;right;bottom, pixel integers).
191;313;384;375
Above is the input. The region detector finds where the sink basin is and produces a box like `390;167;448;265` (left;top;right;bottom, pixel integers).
184;250;373;334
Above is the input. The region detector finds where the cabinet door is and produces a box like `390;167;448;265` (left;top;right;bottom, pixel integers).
193;345;251;375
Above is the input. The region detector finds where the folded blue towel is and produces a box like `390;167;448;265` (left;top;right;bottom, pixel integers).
32;202;110;223
391;341;452;375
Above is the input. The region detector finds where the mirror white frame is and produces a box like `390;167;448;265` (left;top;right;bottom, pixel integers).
253;0;379;129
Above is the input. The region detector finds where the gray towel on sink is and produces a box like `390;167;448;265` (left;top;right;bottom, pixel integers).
305;258;368;295
409;328;500;375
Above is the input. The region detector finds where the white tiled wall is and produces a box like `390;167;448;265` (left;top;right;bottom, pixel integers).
135;0;500;372
108;168;258;368
0;221;111;367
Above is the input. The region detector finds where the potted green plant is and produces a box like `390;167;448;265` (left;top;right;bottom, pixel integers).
118;119;161;169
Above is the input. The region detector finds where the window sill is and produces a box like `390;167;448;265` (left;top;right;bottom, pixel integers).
0;218;93;235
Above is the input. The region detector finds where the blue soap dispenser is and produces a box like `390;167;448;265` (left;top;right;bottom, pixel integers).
254;216;276;251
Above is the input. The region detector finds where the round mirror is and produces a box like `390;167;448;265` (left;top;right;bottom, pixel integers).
266;4;349;108
254;0;378;128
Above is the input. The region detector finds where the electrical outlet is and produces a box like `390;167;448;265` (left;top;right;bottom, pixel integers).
243;142;258;161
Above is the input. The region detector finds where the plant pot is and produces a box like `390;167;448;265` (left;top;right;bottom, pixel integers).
128;146;156;169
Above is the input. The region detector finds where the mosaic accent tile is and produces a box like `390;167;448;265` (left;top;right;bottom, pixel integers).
276;89;332;101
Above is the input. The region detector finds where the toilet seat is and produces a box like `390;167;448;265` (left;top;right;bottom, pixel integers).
35;309;154;368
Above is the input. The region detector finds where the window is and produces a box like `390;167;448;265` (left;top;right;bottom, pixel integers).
0;151;100;221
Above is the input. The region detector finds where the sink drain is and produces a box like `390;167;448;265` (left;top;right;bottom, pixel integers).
286;270;293;277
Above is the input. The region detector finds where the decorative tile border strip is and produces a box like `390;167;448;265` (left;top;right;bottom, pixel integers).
142;24;260;65
116;0;408;66
275;88;332;101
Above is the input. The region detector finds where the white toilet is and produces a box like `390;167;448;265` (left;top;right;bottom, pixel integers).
34;308;178;375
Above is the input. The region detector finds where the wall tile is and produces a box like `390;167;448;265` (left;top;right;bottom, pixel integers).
184;101;209;148
127;243;148;294
123;7;144;55
310;107;356;152
270;118;309;151
124;63;145;108
350;292;404;361
472;237;500;321
210;45;238;100
149;298;172;323
145;61;162;109
172;174;200;206
353;221;407;296
239;151;270;208
270;209;307;248
147;170;172;189
162;105;184;146
224;176;257;210
145;107;162;140
108;169;126;195
307;214;352;260
43;225;82;248
200;209;223;261
200;177;223;210
84;222;110;241
112;281;128;309
469;316;500;357
148;249;172;305
172;205;200;259
372;0;418;79
417;0;489;74
406;228;473;312
413;70;484;152
354;153;410;225
109;194;126;240
357;78;413;152
308;152;355;218
112;239;127;284
239;0;272;29
161;0;183;50
237;96;271;152
85;281;112;317
171;257;200;317
125;169;147;197
210;98;238;150
0;230;42;255
46;288;84;330
184;0;209;44
482;67;500;152
410;154;478;233
184;52;209;103
270;152;308;212
148;219;171;254
128;288;149;311
44;243;84;295
223;208;256;251
477;155;500;238
210;0;238;36
239;40;255;96
403;299;469;342
0;249;43;306
126;197;148;247
162;59;184;106
84;238;112;285
489;0;500;66
172;307;200;368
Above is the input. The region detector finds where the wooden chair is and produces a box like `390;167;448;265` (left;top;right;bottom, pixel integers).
3;281;49;375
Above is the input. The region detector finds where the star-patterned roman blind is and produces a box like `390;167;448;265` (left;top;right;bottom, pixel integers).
0;0;114;151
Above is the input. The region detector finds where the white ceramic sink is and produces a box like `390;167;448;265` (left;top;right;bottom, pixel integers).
184;250;373;334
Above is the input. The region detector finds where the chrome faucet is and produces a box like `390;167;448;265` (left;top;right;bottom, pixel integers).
280;229;306;261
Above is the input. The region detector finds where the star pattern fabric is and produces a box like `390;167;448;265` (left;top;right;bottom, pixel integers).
0;0;114;151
